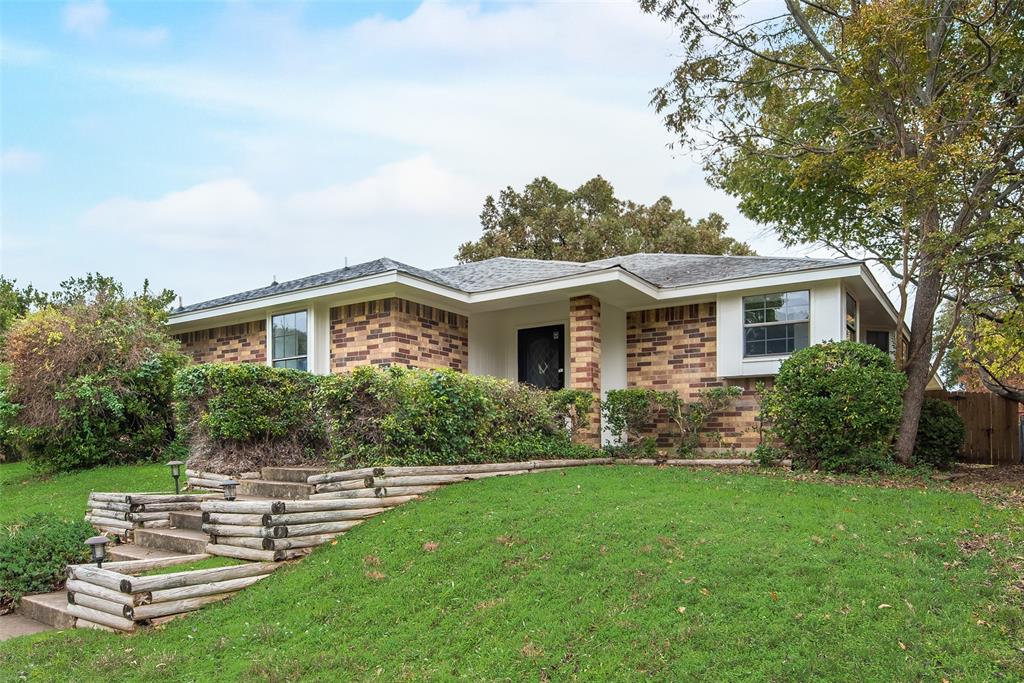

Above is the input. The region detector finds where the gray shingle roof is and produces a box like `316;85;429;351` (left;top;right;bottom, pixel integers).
172;253;857;316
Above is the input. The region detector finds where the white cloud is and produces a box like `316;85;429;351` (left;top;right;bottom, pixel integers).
1;148;44;173
0;37;49;65
62;0;110;38
80;156;487;261
81;179;270;248
61;0;167;45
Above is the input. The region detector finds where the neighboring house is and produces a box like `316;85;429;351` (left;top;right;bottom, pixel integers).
167;254;899;450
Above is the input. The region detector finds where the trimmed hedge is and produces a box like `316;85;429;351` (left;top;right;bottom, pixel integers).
0;514;93;612
913;398;966;469
762;341;906;472
175;363;597;473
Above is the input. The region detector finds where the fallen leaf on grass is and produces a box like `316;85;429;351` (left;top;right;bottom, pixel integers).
769;591;778;602
422;541;439;552
699;588;710;597
365;570;386;581
521;641;545;658
898;641;907;651
878;604;892;609
677;606;686;614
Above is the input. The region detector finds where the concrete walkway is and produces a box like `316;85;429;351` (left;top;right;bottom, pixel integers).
0;613;51;641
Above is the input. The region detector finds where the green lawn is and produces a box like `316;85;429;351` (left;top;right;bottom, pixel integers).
0;461;171;526
1;465;1021;681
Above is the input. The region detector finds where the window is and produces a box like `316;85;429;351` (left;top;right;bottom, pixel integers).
743;290;810;357
845;293;858;341
271;310;308;370
866;330;891;354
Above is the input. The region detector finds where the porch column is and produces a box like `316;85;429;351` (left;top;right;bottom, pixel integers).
569;295;602;446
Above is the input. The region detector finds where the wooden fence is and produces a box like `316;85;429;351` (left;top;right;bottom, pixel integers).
925;391;1021;465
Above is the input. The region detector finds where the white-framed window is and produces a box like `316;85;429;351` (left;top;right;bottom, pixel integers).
845;292;858;341
743;290;810;357
270;310;308;370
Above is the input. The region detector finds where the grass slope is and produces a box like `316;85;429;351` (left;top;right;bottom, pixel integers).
0;462;170;526
1;466;1021;681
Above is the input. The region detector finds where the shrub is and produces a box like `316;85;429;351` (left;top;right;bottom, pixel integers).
0;514;93;613
0;364;20;462
4;282;184;473
601;388;658;455
176;364;597;473
913;398;966;469
655;385;743;456
761;341;906;472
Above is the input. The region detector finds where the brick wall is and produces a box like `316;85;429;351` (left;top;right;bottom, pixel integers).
174;320;267;364
330;298;468;373
569;295;602;445
626;302;765;451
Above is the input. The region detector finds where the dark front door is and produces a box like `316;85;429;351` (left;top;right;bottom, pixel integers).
518;325;565;389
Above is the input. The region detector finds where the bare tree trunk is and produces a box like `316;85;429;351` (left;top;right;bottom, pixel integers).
894;211;944;464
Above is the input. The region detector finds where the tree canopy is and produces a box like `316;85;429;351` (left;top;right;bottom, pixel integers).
456;175;753;263
644;0;1023;461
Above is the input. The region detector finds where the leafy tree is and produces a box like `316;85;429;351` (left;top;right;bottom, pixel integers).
643;0;1024;463
0;277;44;346
456;175;753;262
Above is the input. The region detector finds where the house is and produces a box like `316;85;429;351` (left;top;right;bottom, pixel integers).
167;254;899;450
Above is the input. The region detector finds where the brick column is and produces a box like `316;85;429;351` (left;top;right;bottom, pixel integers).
569;295;602;446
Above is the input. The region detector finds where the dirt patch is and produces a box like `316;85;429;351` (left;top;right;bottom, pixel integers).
184;432;330;476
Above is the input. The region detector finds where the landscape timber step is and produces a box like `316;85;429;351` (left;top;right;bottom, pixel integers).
168;510;204;531
133;528;210;555
0;613;51;641
260;466;327;484
17;591;75;629
237;479;313;500
108;544;185;563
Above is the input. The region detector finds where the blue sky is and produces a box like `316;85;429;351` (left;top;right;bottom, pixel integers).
1;0;803;307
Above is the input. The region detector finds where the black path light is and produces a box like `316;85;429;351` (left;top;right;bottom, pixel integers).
85;535;109;568
167;460;184;494
221;480;239;501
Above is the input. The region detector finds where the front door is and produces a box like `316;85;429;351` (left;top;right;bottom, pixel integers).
518;324;565;389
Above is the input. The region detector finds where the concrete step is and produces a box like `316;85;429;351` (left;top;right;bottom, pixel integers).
260;466;327;483
17;591;74;629
237;479;313;500
107;544;185;562
168;510;204;531
0;613;52;641
133;528;209;555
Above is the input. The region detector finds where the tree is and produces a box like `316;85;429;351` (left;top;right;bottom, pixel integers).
456;175;753;262
0;277;44;346
643;0;1023;463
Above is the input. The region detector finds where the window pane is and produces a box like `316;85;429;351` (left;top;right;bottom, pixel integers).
793;322;809;350
866;330;890;353
271;310;309;365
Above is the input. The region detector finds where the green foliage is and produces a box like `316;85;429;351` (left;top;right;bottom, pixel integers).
603;386;743;456
655;385;742;456
601;388;658;455
762;341;907;472
176;364;597;472
4;281;184;473
913;399;966;470
0;364;21;462
0;277;44;349
547;388;596;439
752;443;787;467
457;175;752;262
0;513;92;610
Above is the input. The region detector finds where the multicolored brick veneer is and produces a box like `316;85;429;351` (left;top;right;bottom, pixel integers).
330;298;468;373
569;295;602;445
174;320;267;364
626;303;765;450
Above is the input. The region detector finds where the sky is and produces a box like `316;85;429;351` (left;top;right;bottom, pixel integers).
0;0;824;307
